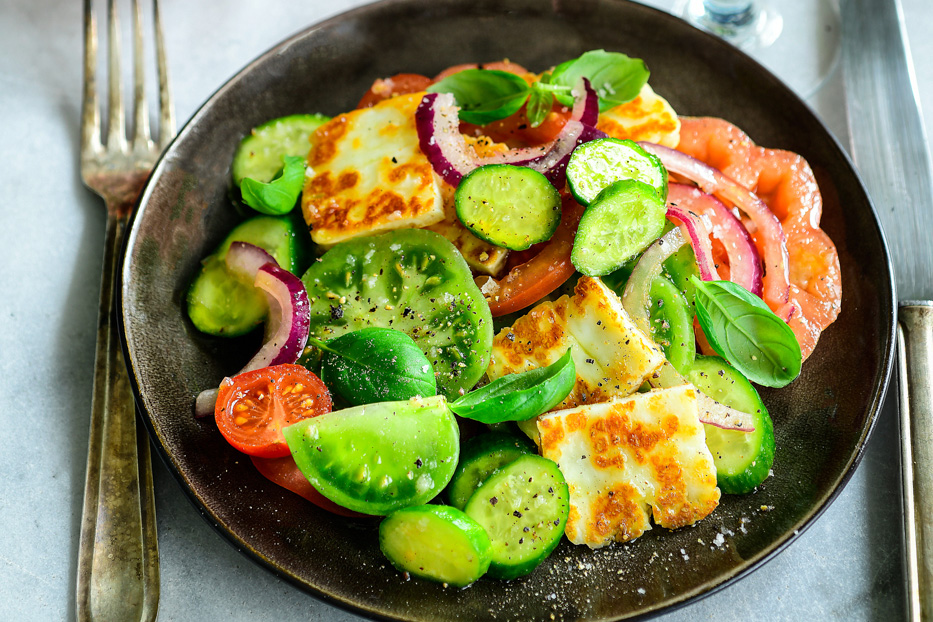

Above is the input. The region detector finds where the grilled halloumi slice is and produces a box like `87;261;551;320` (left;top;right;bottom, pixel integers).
488;277;665;411
302;92;444;246
596;84;681;148
538;385;720;548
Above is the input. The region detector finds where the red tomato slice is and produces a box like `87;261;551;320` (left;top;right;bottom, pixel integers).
249;455;368;518
214;364;332;458
356;73;433;108
486;195;584;316
432;60;530;82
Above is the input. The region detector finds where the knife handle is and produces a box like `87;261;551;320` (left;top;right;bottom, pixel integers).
898;302;933;621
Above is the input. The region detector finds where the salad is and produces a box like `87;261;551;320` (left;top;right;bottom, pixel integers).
186;49;841;587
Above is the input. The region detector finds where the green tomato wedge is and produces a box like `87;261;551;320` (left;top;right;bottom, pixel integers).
463;454;569;579
571;179;667;277
455;164;562;251
449;349;576;423
186;215;302;337
284;395;459;515
379;505;492;587
232;113;330;186
300;229;493;399
446;432;536;510
687;355;775;494
566;137;667;206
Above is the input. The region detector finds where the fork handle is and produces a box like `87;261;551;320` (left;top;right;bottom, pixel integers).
76;213;159;622
898;303;933;621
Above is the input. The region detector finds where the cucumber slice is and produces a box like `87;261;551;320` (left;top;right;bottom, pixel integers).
284;395;459;515
687;355;775;494
446;432;536;510
463;454;569;579
571;179;667;276
455;164;562;251
379;505;491;587
300;229;493;399
566;137;668;205
232;113;330;186
186;215;302;337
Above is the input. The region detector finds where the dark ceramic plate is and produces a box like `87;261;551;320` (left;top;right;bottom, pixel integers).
119;0;895;620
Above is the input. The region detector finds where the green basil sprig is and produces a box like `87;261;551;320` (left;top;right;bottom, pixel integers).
549;50;649;112
240;155;305;216
691;276;802;388
310;328;437;405
449;349;576;423
426;49;650;128
426;69;530;125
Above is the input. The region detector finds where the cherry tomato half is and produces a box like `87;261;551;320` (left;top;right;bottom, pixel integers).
485;195;585;316
249;455;367;518
214;364;332;458
356;73;433;108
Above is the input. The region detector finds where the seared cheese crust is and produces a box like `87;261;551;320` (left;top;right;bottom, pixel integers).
488;277;664;411
538;385;720;548
597;84;681;148
302;93;444;245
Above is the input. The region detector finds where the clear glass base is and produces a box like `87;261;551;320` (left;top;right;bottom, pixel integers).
674;0;841;98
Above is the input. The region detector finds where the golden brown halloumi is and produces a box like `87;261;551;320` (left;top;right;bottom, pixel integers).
597;84;681;148
302;93;444;245
538;385;720;548
488;277;665;412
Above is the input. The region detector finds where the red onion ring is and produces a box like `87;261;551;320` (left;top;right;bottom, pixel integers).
665;205;720;282
667;183;762;296
639;142;789;309
415;78;600;188
194;242;311;418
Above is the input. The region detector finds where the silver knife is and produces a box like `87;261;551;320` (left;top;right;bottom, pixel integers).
842;0;933;618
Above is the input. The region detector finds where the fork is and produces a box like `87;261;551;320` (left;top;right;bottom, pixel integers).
76;0;174;619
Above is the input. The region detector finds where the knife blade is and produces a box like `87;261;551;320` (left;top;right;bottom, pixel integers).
842;0;933;619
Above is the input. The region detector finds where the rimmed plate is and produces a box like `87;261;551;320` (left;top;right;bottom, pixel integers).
119;0;895;619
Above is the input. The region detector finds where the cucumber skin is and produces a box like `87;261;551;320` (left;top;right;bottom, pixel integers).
379;505;492;587
688;356;776;494
454;164;561;251
566;137;668;206
231;113;330;186
186;215;302;337
571;179;666;277
463;454;569;580
446;432;536;510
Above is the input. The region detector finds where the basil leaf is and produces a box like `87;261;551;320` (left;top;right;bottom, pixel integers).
240;155;305;215
526;82;554;128
690;277;802;388
427;69;531;125
449;349;575;423
550;49;650;112
311;327;437;405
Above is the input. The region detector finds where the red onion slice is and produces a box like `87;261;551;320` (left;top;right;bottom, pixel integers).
639;142;789;309
667;183;762;296
416;78;600;188
244;263;311;371
621;227;687;335
195;242;310;417
665;205;720;282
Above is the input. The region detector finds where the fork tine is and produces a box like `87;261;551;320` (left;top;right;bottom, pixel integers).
131;0;152;151
81;0;101;160
153;0;175;148
106;0;127;152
